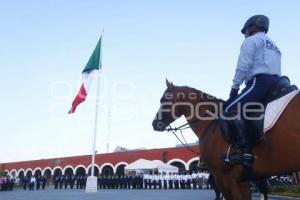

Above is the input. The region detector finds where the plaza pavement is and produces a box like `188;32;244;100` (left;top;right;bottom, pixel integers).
0;189;297;200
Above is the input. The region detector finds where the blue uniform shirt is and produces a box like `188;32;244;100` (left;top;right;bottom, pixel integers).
232;32;281;90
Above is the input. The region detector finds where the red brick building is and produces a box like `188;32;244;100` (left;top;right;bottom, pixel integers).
0;145;200;179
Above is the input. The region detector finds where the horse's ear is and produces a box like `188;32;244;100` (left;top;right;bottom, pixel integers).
166;78;173;88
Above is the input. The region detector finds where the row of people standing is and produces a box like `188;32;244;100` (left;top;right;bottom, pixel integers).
0;176;15;191
143;171;210;189
53;175;87;189
97;174;144;189
22;175;47;190
96;171;210;190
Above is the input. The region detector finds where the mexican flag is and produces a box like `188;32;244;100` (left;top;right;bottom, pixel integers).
68;37;102;114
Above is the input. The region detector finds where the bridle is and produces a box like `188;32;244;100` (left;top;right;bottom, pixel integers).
164;111;218;155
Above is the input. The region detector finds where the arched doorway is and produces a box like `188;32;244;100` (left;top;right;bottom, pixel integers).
64;168;74;177
116;164;126;175
34;169;42;178
10;171;17;178
169;161;186;173
75;167;86;176
43;169;52;183
101;165;114;176
53;168;62;177
18;171;25;185
88;167;99;176
189;160;200;172
26;170;33;178
19;171;25;179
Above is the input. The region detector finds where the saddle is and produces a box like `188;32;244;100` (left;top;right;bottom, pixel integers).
219;76;298;149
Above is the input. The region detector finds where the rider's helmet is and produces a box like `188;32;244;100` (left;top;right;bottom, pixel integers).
241;15;269;34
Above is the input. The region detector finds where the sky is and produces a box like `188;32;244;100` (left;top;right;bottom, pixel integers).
0;0;300;163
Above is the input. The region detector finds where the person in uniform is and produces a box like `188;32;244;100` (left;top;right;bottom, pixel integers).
186;171;192;189
83;175;87;189
158;173;162;189
41;175;47;190
30;175;36;190
192;170;197;189
169;173;174;189
36;175;41;190
163;172;168;189
153;173;159;189
174;173;180;189
23;177;28;190
70;175;75;189
79;176;84;189
224;15;281;167
64;175;69;189
120;175;125;189
198;170;204;189
124;175;129;189
54;176;59;189
143;173;148;189
76;176;80;189
180;172;185;189
148;173;153;189
59;175;63;189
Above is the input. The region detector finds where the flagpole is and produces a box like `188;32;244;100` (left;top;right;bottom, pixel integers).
91;33;103;177
86;33;103;193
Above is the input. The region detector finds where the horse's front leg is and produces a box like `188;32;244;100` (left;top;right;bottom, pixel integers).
214;174;232;200
239;182;251;200
215;174;248;200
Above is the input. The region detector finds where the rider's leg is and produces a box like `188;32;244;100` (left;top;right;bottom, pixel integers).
224;74;279;167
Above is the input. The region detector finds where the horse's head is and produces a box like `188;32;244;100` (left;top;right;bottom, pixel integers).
152;79;186;132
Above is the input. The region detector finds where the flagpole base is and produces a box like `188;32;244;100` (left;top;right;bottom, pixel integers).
85;176;98;193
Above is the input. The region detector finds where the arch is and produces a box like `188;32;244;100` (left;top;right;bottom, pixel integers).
9;169;17;178
43;168;52;180
25;168;33;177
17;168;25;176
99;163;114;173
74;165;87;176
42;167;53;176
33;167;43;176
167;159;187;172
62;165;75;175
25;168;33;174
114;162;128;175
87;164;100;176
100;163;114;176
187;157;200;172
18;169;25;179
53;166;63;177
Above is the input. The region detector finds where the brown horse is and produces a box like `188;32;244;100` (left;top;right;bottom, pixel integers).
152;80;300;200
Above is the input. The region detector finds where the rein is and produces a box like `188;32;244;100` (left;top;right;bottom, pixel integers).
166;119;200;155
165;112;218;156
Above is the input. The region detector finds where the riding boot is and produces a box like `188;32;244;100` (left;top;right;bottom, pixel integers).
224;111;255;167
232;117;254;167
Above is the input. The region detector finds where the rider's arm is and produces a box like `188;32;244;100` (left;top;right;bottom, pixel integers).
232;38;257;90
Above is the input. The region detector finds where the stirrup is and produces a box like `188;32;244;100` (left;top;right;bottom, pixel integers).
243;153;258;160
224;145;232;163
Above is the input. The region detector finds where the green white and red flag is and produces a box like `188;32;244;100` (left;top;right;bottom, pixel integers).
68;37;102;114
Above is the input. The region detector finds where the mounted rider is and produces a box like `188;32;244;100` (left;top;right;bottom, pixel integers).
224;15;281;167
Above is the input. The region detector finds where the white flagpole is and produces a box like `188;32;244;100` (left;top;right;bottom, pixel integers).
86;33;103;193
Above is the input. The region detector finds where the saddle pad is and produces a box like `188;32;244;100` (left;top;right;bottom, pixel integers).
264;90;299;132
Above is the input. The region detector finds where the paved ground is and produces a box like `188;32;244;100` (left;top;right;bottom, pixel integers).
0;189;297;200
